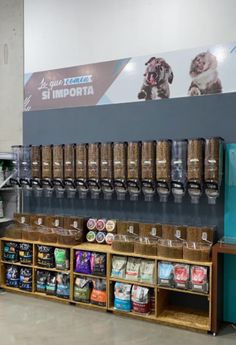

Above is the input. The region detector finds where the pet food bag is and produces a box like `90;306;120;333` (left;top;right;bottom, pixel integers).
37;245;55;268
90;252;106;276
6;265;19;288
190;266;209;293
74;277;91;303
19;268;32;291
36;270;48;293
56;273;70;299
173;264;190;289
111;256;127;279
140;260;155;284
90;279;107;307
19;243;33;264
158;261;174;287
46;272;57;295
125;257;141;281
54;248;70;270
75;251;91;274
131;285;150;314
3;242;19;262
114;282;132;312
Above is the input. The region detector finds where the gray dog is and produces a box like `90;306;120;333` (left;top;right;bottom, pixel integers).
138;57;174;100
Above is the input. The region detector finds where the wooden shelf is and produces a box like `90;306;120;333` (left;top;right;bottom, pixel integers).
73;243;111;253
73;272;106;279
156;306;210;331
157;256;212;267
34;266;70;274
73;300;107;310
108;307;156;321
1;285;33;294
109;277;155;288
110;249;157;260
1;260;33;268
34;291;71;303
157;285;209;297
1;238;73;248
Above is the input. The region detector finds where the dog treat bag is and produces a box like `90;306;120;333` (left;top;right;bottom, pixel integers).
125;257;141;281
131;285;150;314
190;266;208;293
37;245;55;268
19;268;32;291
114;282;132;312
74;277;91;303
111;256;127;279
140;260;155;284
36;270;48;293
90;279;107;307
173;264;190;289
46;272;57;295
90;252;106;276
75;251;91;274
54;248;70;270
4;242;19;262
6;265;19;288
19;243;33;264
56;273;70;299
158;261;174;287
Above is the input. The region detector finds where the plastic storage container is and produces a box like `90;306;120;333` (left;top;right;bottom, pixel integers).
112;234;136;253
183;242;212;262
134;237;157;256
158;239;183;259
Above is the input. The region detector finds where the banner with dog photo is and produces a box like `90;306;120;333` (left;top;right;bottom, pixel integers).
24;42;236;111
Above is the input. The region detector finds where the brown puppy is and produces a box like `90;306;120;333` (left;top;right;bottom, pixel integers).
188;51;222;96
138;57;173;100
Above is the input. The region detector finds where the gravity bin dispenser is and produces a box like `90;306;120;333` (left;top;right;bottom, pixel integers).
141;141;156;202
187;138;204;204
52;144;65;198
100;142;114;200
113;142;127;200
11;145;32;195
75;143;88;199
156;140;171;202
204;137;224;204
41;145;53;197
171;139;187;203
127;141;141;201
63;144;76;198
87;143;101;199
31;145;42;197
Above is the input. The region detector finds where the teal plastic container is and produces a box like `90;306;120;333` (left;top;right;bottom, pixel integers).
224;143;236;323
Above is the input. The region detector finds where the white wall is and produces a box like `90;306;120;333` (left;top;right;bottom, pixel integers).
0;0;23;151
24;0;236;73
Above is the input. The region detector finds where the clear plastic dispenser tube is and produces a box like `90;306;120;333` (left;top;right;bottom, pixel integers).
127;141;141;201
100;142;114;200
204;137;224;205
171;139;187;203
87;143;101;199
141;141;155;202
75;143;88;199
156;140;171;203
113;142;127;201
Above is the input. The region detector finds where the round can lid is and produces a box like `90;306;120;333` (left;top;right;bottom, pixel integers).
96;231;106;243
86;231;96;242
105;233;114;244
106;220;116;232
96;219;106;231
87;218;97;230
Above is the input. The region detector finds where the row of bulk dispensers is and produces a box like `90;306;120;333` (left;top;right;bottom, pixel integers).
10;137;223;204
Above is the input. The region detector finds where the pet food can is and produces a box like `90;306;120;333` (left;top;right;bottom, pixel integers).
96;219;106;231
105;233;114;245
86;231;96;243
96;232;106;244
106;220;116;232
87;218;97;230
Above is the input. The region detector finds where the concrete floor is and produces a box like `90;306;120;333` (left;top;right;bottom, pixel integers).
0;293;235;345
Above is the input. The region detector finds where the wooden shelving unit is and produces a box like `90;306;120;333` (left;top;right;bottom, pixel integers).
0;239;213;332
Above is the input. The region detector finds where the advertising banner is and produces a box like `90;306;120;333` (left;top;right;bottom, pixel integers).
24;42;236;111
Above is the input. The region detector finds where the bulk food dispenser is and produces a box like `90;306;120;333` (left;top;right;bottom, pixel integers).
52;144;65;198
87;143;101;199
113;142;127;200
75;143;88;199
63;144;76;198
100;142;114;200
31;145;42;197
171;139;187;203
156;140;171;202
11;145;32;196
127;141;141;201
141;141;155;202
41;145;53;197
204;137;224;204
187;138;204;204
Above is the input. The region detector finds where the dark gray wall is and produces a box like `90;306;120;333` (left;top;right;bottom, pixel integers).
23;92;236;237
